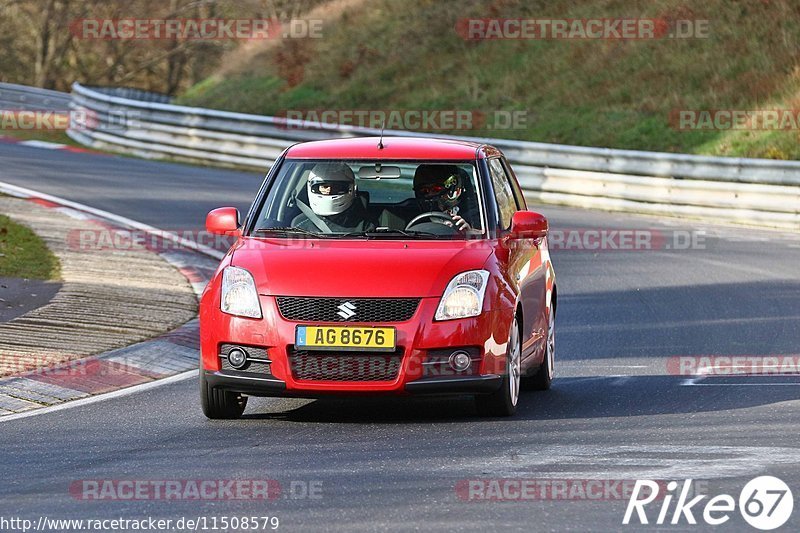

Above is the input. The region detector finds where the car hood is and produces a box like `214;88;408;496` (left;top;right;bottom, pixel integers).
230;237;494;298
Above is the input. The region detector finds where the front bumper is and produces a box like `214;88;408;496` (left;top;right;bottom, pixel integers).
204;370;503;397
200;294;514;397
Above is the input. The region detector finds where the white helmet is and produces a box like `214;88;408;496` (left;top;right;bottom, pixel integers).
307;163;356;216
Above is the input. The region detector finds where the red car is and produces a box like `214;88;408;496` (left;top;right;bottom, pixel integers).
199;137;556;418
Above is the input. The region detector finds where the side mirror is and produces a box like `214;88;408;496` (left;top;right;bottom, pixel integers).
206;207;240;235
510;211;548;239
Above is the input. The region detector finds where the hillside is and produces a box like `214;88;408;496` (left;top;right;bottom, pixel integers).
178;0;800;159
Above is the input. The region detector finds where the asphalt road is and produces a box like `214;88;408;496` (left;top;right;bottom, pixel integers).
0;277;61;322
1;143;800;532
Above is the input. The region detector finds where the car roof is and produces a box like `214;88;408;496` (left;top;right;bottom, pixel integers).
284;136;500;160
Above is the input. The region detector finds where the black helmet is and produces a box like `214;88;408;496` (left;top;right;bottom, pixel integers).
413;164;464;210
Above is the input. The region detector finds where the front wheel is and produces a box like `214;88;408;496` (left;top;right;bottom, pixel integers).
523;305;555;391
200;370;247;419
475;315;521;417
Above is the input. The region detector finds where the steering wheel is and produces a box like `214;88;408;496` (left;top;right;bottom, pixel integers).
405;211;454;231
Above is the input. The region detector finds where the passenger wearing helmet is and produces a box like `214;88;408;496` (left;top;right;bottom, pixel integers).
412;164;475;232
292;163;374;233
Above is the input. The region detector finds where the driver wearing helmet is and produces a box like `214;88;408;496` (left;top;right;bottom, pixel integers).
412;164;475;232
293;163;374;233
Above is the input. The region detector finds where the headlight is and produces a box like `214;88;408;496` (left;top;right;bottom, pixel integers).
435;270;490;321
220;266;262;319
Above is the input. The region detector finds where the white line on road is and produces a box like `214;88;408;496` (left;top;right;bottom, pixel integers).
681;376;800;386
474;444;800;480
0;370;195;423
687;382;800;386
0;180;224;260
0;179;214;421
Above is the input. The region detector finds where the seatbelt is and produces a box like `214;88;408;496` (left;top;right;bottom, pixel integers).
295;199;332;233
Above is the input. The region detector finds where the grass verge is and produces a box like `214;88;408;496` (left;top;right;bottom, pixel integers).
177;0;800;159
0;129;80;147
0;213;60;280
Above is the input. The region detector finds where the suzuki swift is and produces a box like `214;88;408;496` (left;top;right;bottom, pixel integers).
199;137;556;418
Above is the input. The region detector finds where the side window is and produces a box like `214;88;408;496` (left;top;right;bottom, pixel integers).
500;158;526;210
488;158;516;230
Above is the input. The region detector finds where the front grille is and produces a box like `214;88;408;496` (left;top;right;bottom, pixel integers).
219;344;271;375
288;348;403;381
276;297;420;323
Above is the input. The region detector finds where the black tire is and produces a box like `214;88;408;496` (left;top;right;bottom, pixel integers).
475;315;521;417
522;305;555;391
200;370;247;419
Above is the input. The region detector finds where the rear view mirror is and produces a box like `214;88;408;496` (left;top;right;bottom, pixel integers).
357;164;402;179
206;207;240;235
510;211;548;239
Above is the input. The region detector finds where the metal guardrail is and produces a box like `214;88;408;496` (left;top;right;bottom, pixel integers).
0;82;71;111
87;86;173;104
2;82;798;229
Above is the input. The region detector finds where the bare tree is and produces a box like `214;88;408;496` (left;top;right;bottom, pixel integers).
0;0;324;94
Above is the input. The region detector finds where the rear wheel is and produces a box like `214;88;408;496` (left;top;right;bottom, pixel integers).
200;370;247;419
523;305;555;391
475;315;521;417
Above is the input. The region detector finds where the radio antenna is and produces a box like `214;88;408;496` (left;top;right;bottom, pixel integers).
378;119;385;150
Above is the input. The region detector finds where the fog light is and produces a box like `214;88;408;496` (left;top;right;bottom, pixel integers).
449;350;472;372
227;348;248;369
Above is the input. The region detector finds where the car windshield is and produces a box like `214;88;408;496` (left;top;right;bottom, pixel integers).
251;159;484;239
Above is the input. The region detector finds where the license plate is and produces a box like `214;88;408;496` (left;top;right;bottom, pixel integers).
295;326;396;352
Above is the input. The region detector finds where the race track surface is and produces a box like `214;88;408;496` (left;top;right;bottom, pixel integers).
1;144;799;531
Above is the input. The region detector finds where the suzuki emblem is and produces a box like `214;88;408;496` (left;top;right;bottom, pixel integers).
336;301;357;320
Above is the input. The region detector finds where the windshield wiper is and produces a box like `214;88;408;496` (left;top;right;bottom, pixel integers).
337;228;443;239
252;227;330;238
254;227;444;239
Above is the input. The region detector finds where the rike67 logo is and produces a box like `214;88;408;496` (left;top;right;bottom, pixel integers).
624;476;793;530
